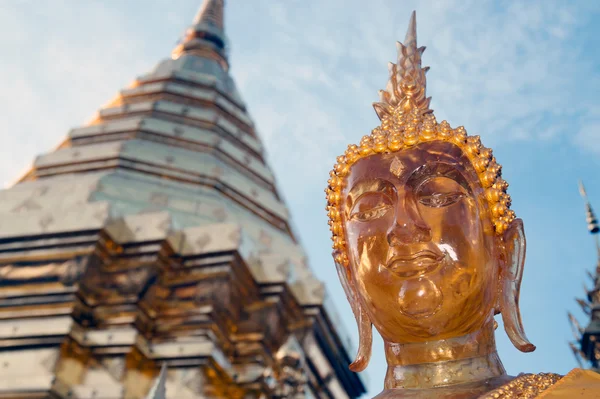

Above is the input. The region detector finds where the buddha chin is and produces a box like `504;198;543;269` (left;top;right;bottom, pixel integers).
397;276;443;318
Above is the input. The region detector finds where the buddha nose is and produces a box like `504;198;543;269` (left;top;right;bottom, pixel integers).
387;195;431;246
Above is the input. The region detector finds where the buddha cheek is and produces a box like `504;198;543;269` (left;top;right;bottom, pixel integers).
347;230;404;322
346;231;382;297
438;211;496;329
348;222;389;271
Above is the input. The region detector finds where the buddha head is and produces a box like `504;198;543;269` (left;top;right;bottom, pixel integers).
325;12;535;372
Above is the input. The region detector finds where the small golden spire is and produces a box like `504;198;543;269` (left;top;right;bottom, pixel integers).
373;11;432;120
579;180;600;234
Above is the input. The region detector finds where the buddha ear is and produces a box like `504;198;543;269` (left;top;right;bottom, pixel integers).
499;218;536;353
335;260;372;371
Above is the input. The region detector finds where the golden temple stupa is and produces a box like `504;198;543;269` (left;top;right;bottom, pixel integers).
569;182;600;371
0;1;365;398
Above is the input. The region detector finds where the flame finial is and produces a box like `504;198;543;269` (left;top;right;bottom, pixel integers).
373;11;432;120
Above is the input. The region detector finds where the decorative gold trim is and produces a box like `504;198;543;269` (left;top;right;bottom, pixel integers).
480;373;562;398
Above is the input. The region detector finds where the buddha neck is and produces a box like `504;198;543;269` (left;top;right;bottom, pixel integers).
384;322;506;389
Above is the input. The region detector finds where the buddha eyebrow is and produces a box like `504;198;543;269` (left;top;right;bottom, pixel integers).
406;162;472;193
346;179;393;209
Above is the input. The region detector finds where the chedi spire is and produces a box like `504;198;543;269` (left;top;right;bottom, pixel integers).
569;181;600;369
172;0;228;67
193;0;224;29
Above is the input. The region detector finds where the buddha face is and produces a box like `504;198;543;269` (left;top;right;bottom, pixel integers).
342;141;500;343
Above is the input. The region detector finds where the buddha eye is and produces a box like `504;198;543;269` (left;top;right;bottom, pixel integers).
351;205;391;222
416;176;466;208
418;192;465;208
350;192;393;222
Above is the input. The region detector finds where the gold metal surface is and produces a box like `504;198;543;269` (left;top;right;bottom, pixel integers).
324;11;559;399
480;373;563;399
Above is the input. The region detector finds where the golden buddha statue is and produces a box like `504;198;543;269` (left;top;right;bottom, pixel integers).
325;11;600;399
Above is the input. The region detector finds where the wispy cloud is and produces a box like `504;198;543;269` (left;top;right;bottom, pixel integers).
0;1;154;186
231;0;600;201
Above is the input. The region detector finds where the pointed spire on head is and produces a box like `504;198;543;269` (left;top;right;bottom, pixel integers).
373;11;432;120
404;11;418;49
172;0;228;69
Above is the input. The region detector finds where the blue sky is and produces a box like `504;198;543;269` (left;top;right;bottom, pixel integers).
0;0;599;396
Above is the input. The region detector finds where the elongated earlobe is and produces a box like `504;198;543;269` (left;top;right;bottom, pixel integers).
336;261;373;371
350;306;372;372
500;218;535;352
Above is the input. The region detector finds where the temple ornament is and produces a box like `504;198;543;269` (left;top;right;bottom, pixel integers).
569;182;600;370
326;11;600;399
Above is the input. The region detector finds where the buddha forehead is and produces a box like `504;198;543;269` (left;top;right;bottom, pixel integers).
344;141;478;189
